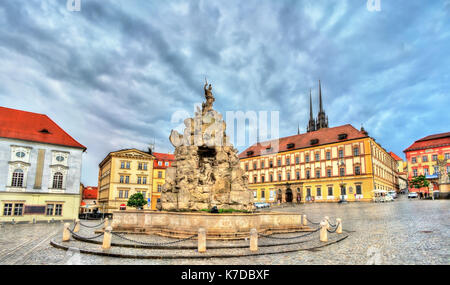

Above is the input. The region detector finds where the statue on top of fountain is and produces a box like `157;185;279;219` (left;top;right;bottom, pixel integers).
202;78;215;115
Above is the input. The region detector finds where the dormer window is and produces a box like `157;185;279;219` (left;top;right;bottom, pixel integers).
310;139;319;145
39;129;50;134
247;151;254;156
16;152;25;158
338;133;348;140
287;143;295;149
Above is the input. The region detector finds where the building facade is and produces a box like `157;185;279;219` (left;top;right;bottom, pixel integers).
239;87;398;204
97;149;154;213
389;152;408;192
151;152;175;210
80;186;98;214
0;107;85;223
403;132;450;194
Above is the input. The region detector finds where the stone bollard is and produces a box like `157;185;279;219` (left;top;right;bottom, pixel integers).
324;216;330;229
303;215;307;226
74;219;80;233
62;223;71;242
250;228;258;252
102;226;112;250
198;228;206;253
320;221;328;242
336;218;342;234
104;217;109;228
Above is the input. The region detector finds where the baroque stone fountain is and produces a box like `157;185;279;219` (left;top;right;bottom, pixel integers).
112;81;310;239
159;79;253;212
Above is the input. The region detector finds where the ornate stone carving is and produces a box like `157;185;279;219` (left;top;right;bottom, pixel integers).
159;82;253;211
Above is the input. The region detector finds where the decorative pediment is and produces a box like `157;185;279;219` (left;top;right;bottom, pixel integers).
112;149;154;160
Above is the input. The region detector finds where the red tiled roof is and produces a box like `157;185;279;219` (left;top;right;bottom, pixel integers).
0;106;86;150
389;152;403;161
239;124;368;159
82;186;98;199
403;132;450;153
153;152;175;161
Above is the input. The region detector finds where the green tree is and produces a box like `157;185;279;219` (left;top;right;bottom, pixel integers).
410;175;430;189
127;192;147;210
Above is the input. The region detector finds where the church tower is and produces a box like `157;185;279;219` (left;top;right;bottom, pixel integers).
315;80;329;130
306;89;316;132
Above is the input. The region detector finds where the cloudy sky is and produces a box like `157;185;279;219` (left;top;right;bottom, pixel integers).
0;0;449;185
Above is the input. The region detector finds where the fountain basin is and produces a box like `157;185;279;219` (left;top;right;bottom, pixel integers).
112;210;311;240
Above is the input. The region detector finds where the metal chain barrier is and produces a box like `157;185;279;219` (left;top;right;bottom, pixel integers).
111;232;196;246
306;218;321;225
79;220;105;228
259;227;320;240
326;221;341;233
67;227;105;240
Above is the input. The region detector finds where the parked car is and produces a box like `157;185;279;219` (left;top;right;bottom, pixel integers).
254;202;270;209
408;192;418;199
388;191;397;199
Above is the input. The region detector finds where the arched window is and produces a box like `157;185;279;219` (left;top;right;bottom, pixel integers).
12;169;24;187
53;172;63;189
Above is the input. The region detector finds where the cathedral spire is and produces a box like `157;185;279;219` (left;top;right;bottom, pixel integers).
319;79;323;113
316;80;329;130
307;89;316;132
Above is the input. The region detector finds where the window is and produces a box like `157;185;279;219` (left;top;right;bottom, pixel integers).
422;156;428;162
326;151;331;160
157;198;161;203
355;166;361;175
142;192;146;198
245;164;249;171
56;155;64;162
157;184;162;192
413;169;418;177
11;169;24;187
137;176;142;184
316;188;321;197
13;203;23;216
305;154;310;162
328;187;333;196
287;172;291;180
270;160;273;168
126;162;130;169
296;171;300;180
3;203;13;216
46;204;54;215
261;176;265;183
316;170;320;178
55;204;63;216
277;159;281;166
253;162;257;170
315;153;320;161
340;168;345;176
158;171;163;178
432;155;438;161
286;157;290;165
143;177;147;184
253;176;257;183
306;188;311;197
278;173;282;181
339;149;344;158
16;151;26;158
354;147;359;156
52;172;63;189
124;191;129;198
144;163;148;170
121;162;125;169
138;163;143;170
412;157;417;163
158;161;162;166
119;190;124;198
125;176;129;184
120;176;124;183
356;185;362;195
261;161;265;168
327;169;332;177
306;170;310;179
253;191;257;198
424;168;429;175
445;153;450;160
261;190;265;199
269;174;273;182
165;162;169;166
296;156;299;164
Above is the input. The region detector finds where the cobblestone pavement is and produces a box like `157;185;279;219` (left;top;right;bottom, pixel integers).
0;195;448;265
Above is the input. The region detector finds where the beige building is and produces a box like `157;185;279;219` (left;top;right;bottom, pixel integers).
98;149;154;213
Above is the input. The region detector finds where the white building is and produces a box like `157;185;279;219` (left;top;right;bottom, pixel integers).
0;106;86;223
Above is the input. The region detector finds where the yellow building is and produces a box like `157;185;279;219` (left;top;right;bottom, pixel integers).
239;124;398;203
239;84;397;203
98;149;154;213
151;152;175;210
